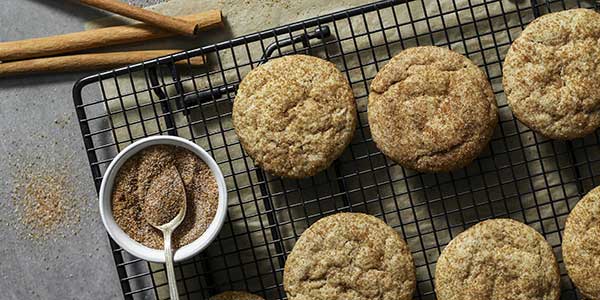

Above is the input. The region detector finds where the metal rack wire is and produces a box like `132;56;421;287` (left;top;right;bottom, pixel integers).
73;0;600;299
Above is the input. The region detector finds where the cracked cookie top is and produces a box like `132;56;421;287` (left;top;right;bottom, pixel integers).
435;219;560;300
209;291;264;300
233;54;357;178
368;46;497;172
563;186;600;299
503;8;600;140
283;213;416;300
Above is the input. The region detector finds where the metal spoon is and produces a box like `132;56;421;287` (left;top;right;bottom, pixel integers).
144;165;187;300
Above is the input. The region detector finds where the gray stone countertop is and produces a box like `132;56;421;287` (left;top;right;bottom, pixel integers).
0;1;124;299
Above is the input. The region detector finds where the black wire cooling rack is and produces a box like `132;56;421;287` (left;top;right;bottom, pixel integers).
73;0;600;299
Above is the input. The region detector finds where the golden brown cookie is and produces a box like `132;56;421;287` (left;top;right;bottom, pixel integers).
233;54;357;178
283;212;415;300
503;8;600;140
435;219;560;300
209;291;264;300
563;186;600;299
368;46;497;172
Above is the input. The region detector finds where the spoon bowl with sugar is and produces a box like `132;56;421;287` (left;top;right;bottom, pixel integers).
143;164;187;300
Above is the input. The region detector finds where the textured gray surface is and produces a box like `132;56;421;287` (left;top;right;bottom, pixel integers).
0;1;121;299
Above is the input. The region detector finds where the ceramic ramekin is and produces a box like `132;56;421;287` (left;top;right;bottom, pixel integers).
99;135;227;263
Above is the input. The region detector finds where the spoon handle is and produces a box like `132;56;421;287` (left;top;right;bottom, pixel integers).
164;232;179;300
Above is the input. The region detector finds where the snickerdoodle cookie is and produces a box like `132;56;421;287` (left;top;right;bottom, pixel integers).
209;291;264;300
503;8;600;140
368;46;497;172
435;219;560;300
233;54;357;178
563;186;600;299
283;213;415;300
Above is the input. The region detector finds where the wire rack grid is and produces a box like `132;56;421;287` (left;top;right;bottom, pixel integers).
73;0;600;299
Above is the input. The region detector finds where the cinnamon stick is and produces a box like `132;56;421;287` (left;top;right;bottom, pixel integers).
0;50;204;77
79;0;198;36
0;10;222;62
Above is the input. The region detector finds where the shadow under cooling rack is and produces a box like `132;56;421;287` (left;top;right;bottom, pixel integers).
73;0;600;299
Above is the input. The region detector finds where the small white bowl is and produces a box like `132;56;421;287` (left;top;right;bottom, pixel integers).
99;135;228;263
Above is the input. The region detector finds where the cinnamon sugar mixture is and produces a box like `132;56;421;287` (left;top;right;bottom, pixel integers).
111;145;219;249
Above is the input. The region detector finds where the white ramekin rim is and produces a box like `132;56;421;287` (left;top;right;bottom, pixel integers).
98;135;228;263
